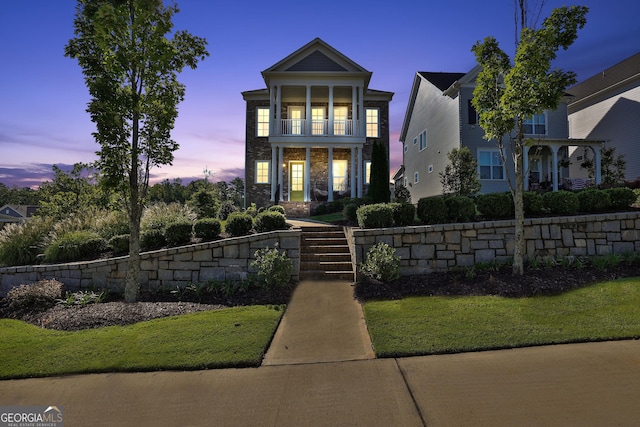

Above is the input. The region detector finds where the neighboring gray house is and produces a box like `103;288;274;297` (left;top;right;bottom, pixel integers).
0;205;38;224
399;66;603;201
568;52;640;182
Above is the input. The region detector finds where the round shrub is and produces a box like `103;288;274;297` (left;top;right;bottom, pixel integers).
225;212;254;236
44;230;107;263
194;218;222;241
604;187;636;210
109;234;130;255
390;202;416;227
577;189;610;213
356;203;394;229
6;279;63;311
444;195;476;222
217;201;238;221
542;190;579;215
417;196;447;224
165;221;193;246
250;244;293;290
523;191;544;216
343;203;359;223
359;242;400;283
254;211;287;233
476;192;513;219
141;229;166;251
267;205;286;215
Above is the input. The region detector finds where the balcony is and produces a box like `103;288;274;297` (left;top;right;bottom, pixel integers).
278;119;361;137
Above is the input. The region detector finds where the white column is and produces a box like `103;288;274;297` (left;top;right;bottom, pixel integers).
327;147;334;202
594;145;602;185
351;86;357;136
305;147;311;202
270;85;277;137
306;85;311;136
357;146;363;198
350;147;356;198
275;85;282;136
328;85;334;136
523;145;530;191
550;145;559;191
270;145;277;201
278;145;284;201
358;86;364;136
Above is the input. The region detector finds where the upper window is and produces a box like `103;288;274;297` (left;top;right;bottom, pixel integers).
334;106;348;136
478;150;504;180
255;160;270;184
414;171;419;184
366;108;379;138
523;114;546;135
419;129;427;151
257;107;269;137
312;107;326;135
468;99;478;125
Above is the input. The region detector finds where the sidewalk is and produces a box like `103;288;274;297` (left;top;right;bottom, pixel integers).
1;277;640;426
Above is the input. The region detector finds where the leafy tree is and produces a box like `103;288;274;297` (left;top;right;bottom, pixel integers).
580;146;626;186
367;139;390;203
65;0;208;302
439;147;481;196
228;177;245;208
471;4;587;275
148;178;186;204
188;188;219;218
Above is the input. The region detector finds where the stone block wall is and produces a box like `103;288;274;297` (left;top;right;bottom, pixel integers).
0;230;301;297
349;212;640;276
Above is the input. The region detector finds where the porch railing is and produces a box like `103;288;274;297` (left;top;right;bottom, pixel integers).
279;119;359;136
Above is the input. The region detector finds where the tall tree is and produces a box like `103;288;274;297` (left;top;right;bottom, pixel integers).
472;4;587;275
439;147;481;196
367;139;390;203
65;0;208;302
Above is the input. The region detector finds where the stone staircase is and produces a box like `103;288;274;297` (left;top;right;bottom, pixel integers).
299;226;355;281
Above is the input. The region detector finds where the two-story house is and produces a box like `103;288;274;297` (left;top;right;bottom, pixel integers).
400;66;603;202
242;38;393;216
568;51;640;182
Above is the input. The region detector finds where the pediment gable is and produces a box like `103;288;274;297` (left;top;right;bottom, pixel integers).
285;50;347;72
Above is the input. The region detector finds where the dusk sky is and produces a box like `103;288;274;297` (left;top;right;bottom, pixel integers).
1;0;638;189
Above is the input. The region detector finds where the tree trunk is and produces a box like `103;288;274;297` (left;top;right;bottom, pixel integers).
125;208;141;303
512;124;526;275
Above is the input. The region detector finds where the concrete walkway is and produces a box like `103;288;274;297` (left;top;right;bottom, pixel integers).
2;275;640;425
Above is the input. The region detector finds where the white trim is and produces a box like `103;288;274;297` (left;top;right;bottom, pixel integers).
477;148;505;181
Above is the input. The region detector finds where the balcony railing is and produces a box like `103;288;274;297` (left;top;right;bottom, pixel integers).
279;119;360;136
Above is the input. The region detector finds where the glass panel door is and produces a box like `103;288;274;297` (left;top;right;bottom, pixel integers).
289;161;304;201
334;106;348;135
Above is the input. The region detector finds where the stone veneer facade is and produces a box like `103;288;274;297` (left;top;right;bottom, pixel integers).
348;212;640;277
0;230;301;297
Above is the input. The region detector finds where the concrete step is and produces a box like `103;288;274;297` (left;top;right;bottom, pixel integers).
301;252;352;262
301;261;354;272
298;226;354;281
299;270;355;281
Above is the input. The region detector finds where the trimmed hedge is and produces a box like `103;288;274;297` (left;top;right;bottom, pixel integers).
523;191;544;216
109;234;130;255
417;196;447;225
476;192;514;219
390;202;416;227
267;205;286;215
225;212;254;236
444;195;476;222
577;189;610;213
604;187;636;210
194;218;222;241
44;231;107;263
254;211;287;233
141;229;166;251
165;221;193;246
357;203;394;228
542;190;579;215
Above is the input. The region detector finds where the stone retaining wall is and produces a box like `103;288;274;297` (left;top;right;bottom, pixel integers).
350;212;640;276
0;230;301;297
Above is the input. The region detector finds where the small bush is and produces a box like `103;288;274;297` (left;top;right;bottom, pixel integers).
6;279;64;311
444;195;476;222
267;205;286;215
359;242;400;283
604;187;636;210
58;290;106;306
390;202;416;226
343;203;359;222
394;184;412;203
577;189;610;213
0;216;53;266
245;203;258;218
476;192;513;219
109;234;130;255
356;203;394;229
141;229;166;251
165;221;193;246
542;190;579;215
523;191;544;216
254;211;287;233
44;231;107;263
250;244;292;290
417;196;448;224
217;201;239;221
194;218;221;241
225;212;254;236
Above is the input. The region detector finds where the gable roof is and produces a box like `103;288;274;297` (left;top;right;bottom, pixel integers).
419;72;466;92
569;51;640;104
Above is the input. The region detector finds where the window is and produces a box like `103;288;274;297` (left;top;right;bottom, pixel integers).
524;114;546;135
468;99;478;125
414;171;419;184
428;165;433;173
255;160;270;184
403;177;408;187
364;161;371;184
419;130;427;151
366;108;379;138
478;150;504;180
333;160;348;192
334;106;348;135
257;107;270;137
312;107;325;135
529;157;541;183
404;144;408;153
413;137;417;145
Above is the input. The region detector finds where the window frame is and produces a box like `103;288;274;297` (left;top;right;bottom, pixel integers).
364;160;371;184
365;107;380;138
255;160;270;184
523;113;547;136
414;171;419;184
478;149;505;181
419;129;427;151
256;107;270;137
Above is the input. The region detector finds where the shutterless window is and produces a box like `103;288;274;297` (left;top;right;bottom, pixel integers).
468;99;478;124
255;160;270;184
414;171;419;184
257;107;270;137
364;161;371;184
366;108;379;138
524;114;546;135
419;129;427;151
478;151;504;180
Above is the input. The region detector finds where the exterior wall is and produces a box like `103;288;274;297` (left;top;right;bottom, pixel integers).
245;98;272;208
350;212;640;276
0;230;301;297
569;82;640;181
403;78;460;201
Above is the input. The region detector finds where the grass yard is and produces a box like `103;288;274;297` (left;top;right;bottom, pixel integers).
0;305;283;379
364;277;640;357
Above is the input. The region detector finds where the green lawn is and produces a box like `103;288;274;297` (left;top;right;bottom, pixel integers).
0;305;283;379
309;211;345;223
364;277;640;357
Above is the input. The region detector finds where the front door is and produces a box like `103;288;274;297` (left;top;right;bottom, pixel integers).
289;161;305;201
